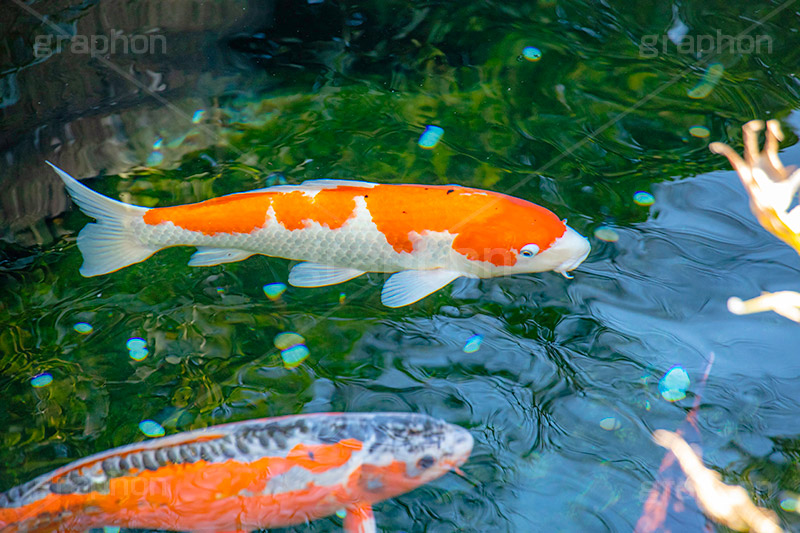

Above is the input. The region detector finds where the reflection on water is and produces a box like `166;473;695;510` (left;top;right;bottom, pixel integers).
3;0;800;531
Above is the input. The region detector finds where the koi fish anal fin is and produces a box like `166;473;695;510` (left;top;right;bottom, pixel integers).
344;502;376;533
288;262;365;287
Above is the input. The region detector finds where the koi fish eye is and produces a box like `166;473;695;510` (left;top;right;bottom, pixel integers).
519;244;540;258
417;455;435;470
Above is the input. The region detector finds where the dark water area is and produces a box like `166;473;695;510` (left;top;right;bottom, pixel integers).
2;0;800;531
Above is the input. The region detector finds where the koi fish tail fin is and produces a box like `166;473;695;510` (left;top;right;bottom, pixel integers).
47;162;160;277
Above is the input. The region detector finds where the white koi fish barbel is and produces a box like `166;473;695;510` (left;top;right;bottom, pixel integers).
49;163;590;307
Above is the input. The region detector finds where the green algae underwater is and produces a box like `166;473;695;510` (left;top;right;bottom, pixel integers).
3;0;800;531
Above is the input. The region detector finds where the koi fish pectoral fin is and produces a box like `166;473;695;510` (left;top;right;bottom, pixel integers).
343;502;376;533
288;262;366;287
381;270;462;307
187;247;255;267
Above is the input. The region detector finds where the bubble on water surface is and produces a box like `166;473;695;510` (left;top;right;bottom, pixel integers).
418;126;444;149
274;332;305;350
689;125;710;138
633;191;655;206
522;46;542;62
594;227;619;242
274;332;309;368
463;334;483;353
129;348;149;361
74;322;93;334
31;373;53;388
780;497;798;512
126;338;147;351
281;345;311;369
659;366;690;402
139;420;165;437
126;337;149;361
599;417;620;431
263;283;287;300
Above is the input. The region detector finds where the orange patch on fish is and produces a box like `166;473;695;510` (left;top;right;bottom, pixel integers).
347;459;420;502
143;192;271;235
0;439;365;533
286;438;363;474
363;185;565;266
270;190;359;231
143;188;363;235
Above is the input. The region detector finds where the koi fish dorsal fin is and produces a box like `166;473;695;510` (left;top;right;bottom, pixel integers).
381;270;463;307
17;426;228;501
242;179;376;196
300;179;377;189
47;162;161;277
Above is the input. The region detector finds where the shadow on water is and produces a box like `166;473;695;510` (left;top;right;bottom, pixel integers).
2;0;800;531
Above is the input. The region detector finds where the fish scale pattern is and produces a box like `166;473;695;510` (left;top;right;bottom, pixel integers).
0;413;462;509
134;197;463;274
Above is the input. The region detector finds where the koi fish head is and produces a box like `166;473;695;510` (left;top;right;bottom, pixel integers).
345;413;473;504
510;223;591;277
442;190;590;277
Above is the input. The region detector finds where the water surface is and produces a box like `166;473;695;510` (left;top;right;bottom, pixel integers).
2;1;800;531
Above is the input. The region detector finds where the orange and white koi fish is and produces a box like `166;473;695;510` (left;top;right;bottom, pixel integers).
0;412;473;533
49;162;590;307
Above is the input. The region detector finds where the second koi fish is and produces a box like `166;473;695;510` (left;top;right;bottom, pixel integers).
49;163;590;307
0;412;473;532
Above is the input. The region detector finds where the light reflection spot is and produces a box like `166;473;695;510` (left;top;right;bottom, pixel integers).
689;125;710;138
74;322;93;334
522;46;542;62
594;227;619;242
463;334;483;353
126;338;147;351
281;345;310;369
31;373;53;388
274;332;305;350
599;417;620;431
633;191;655;206
418;126;444;149
139;420;165;437
659;366;690;402
263;283;288;301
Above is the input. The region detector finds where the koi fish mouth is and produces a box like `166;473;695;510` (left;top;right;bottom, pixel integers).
556;245;590;275
553;225;591;277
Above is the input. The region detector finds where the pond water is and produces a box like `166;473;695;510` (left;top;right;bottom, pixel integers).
3;1;800;531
